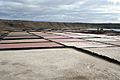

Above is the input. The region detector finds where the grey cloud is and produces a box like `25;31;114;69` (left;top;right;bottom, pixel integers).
0;0;120;23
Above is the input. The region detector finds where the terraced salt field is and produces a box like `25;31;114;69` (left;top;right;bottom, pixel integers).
0;31;120;80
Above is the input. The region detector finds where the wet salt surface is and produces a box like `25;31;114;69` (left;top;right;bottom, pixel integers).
84;47;120;62
85;38;117;42
64;35;94;38
0;42;63;49
30;32;50;36
3;36;40;40
52;32;69;36
8;32;30;36
7;34;34;37
0;39;49;44
60;41;112;48
0;48;120;80
103;41;120;46
49;38;85;42
51;32;111;39
43;36;70;39
53;33;92;38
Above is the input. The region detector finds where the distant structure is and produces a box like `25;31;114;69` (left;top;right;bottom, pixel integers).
97;28;103;31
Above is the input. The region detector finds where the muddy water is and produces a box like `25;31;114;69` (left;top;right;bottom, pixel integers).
0;48;120;80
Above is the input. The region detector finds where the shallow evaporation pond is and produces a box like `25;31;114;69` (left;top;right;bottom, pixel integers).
0;39;49;44
0;42;63;49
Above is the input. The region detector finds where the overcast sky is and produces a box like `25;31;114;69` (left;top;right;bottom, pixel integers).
0;0;120;23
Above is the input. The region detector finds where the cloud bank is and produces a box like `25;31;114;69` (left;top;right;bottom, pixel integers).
0;0;120;23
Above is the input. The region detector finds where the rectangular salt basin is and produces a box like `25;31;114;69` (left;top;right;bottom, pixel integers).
103;41;120;46
50;32;81;37
0;48;119;80
57;33;94;38
43;36;70;39
0;42;63;49
0;31;9;34
8;32;30;35
30;32;49;36
68;33;116;38
113;37;120;40
60;41;112;48
53;32;106;38
84;47;120;62
85;38;117;42
0;39;49;44
7;34;33;37
66;35;95;38
64;32;97;37
70;33;106;37
40;34;58;37
8;34;33;37
31;32;58;36
3;36;39;40
51;32;68;36
66;33;91;36
30;32;44;34
105;35;120;39
49;38;85;42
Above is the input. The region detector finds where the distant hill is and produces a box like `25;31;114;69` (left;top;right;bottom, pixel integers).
0;19;120;31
